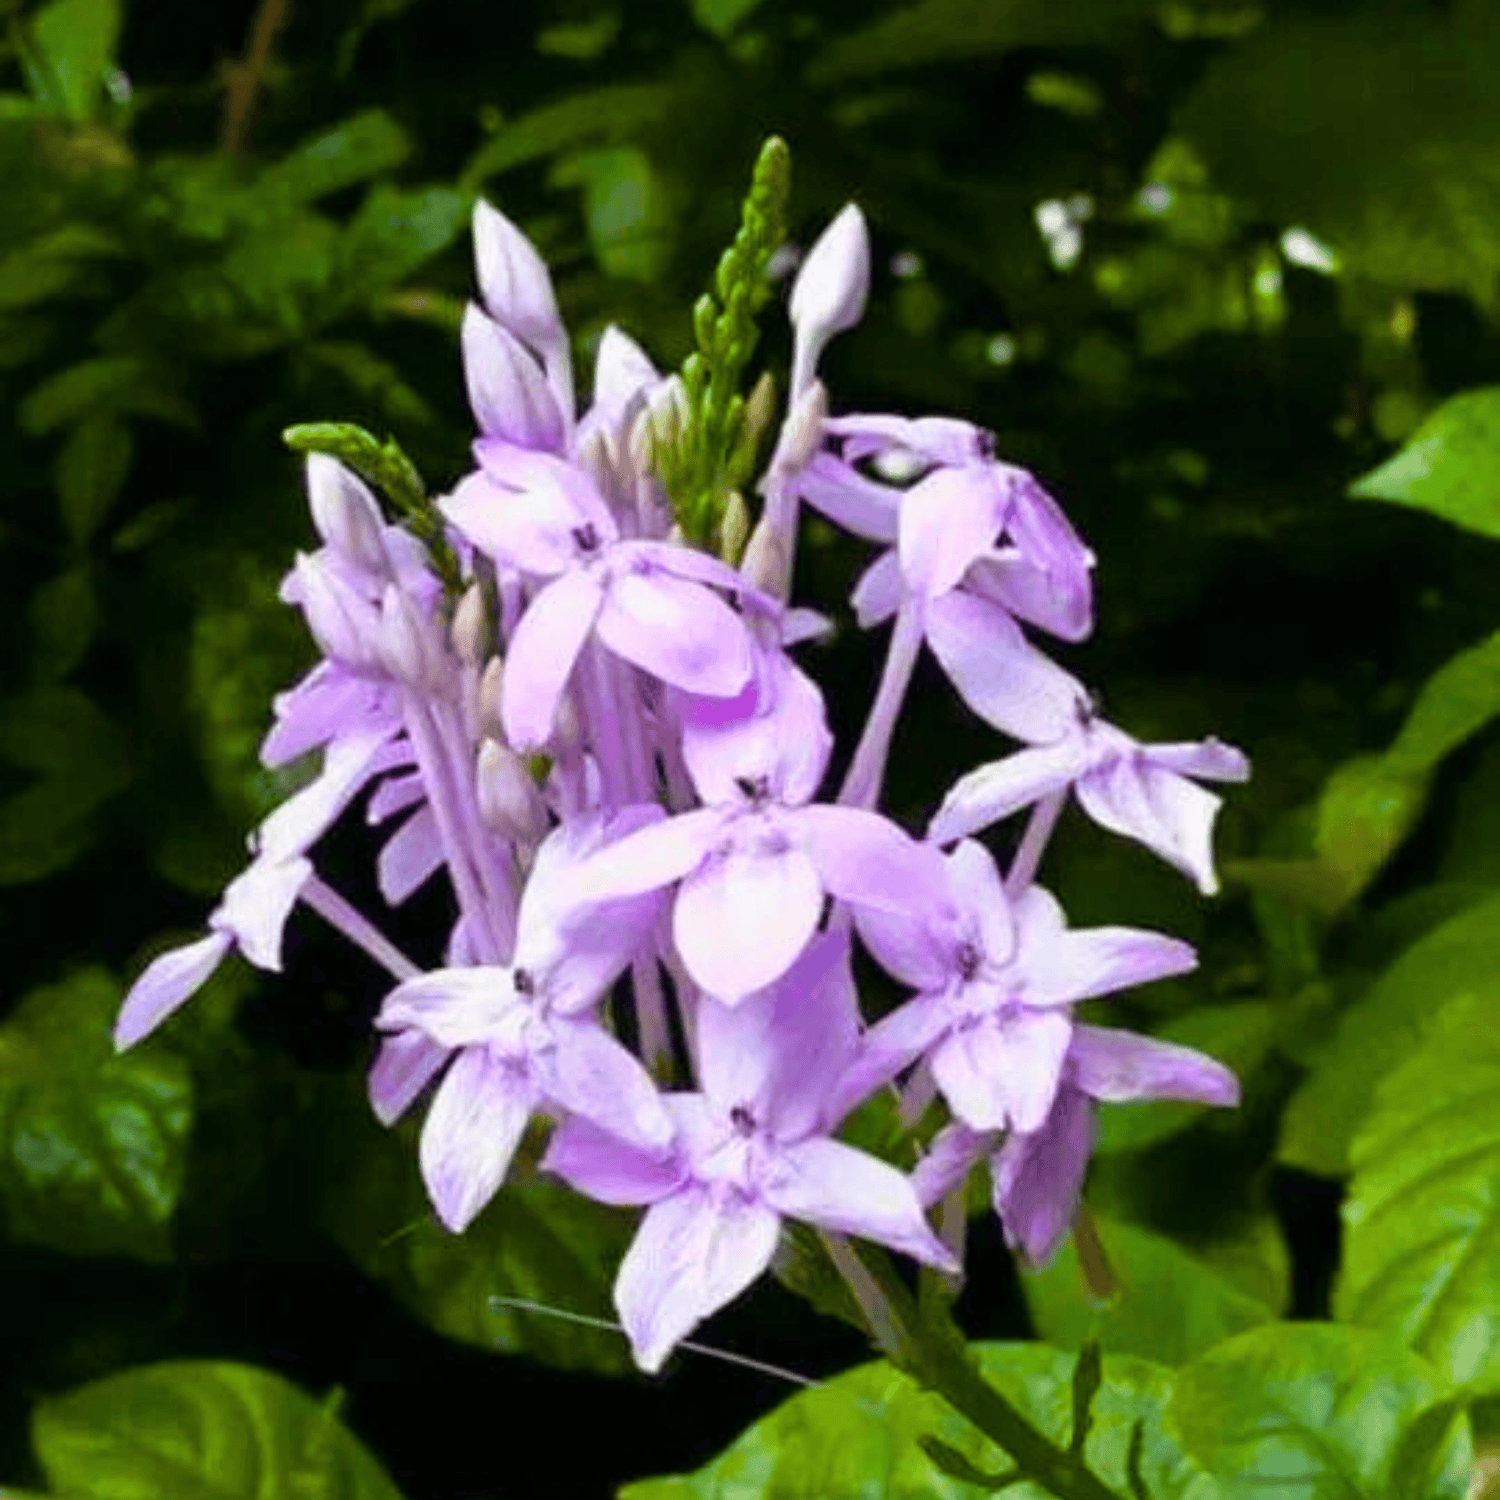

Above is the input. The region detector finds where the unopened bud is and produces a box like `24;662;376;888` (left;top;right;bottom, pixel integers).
773;379;828;475
461;302;566;451
575;424;623;497
305;454;386;574
478;655;506;740
450;583;489;666
293;552;379;671
718;489;750;564
742;370;778;450
629;375;689;477
551;690;582;755
591;325;659;429
476;738;549;844
789;203;870;397
472;201;566;353
739;513;790;602
377;582;441;688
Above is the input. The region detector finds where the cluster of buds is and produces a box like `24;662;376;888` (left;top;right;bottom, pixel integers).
116;193;1248;1374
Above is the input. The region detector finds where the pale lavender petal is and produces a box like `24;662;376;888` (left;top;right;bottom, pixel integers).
543;1019;674;1148
850;548;901;628
898;465;1007;600
1069;1023;1241;1106
596;567;752;699
368;1030;449;1126
823;413;991;468
1144;738;1251;783
257;728;402;864
761;1137;958;1270
501;567;605;752
472;200;566;354
439;469;574;576
924;590;1087;743
541;1113;685;1206
826;990;956;1125
447;915;480;967
991;1081;1095;1268
789;202;869;396
931;1010;1072;1133
114;931;233;1049
625;539;753;596
795;804;948;920
261;662;398;766
419;1046;537;1231
913;1122;997;1209
212;854;312;970
461;302;566;451
377;804;443;904
376;968;517;1049
573;807;724;901
589;324;658;430
681;652;832;809
1020;922;1198;1007
615;1187;782;1374
781;606;835;646
791;452;899;543
853;899;959;992
367;769;425;824
928;738;1090;845
947;838;1015;964
674;838;824;1002
1076;757;1225;894
965;550;1092;645
696;928;859;1139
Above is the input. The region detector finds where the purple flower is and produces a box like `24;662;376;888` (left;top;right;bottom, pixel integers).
375;810;672;1232
930;716;1251;894
914;1024;1239;1267
542;931;957;1372
572;667;948;1001
836;840;1198;1132
788;203;870;400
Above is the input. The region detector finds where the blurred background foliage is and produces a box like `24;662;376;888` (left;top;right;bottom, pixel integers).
4;0;1500;1495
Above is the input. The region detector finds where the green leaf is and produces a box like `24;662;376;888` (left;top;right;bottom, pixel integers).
1311;753;1429;906
24;0;121;121
29;563;97;680
0;687;130;883
320;1088;636;1375
0;968;191;1261
256;110;411;212
552;145;673;283
33;1361;406;1500
1094;1003;1277;1155
1388;627;1500;772
0;225;123;311
1022;1216;1279;1366
1349;387;1500;541
332;184;470;303
56;414;133;547
1178;6;1500;306
807;0;1155;85
1337;989;1500;1390
18;358;194;436
689;0;766;39
621;1343;1217;1499
460;84;674;186
1279;890;1500;1176
301;341;439;432
1167;1323;1471;1500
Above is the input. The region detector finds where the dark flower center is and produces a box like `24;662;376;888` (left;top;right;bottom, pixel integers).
729;1104;757;1136
956;942;982;982
571;524;601;555
513;968;536;996
734;774;772;804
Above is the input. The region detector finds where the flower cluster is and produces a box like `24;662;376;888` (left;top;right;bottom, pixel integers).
116;195;1248;1374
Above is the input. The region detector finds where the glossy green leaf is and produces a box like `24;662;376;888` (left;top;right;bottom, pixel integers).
1094;1002;1276;1155
1311;753;1429;904
56;414;133;546
621;1343;1217;1500
1389;628;1500;772
24;0;120;121
1180;5;1500;305
1350;387;1500;541
1167;1323;1471;1500
460;84;674;186
0;968;191;1260
1279;890;1500;1176
690;0;765;39
1022;1215;1278;1366
33;1361;405;1500
1337;989;1500;1389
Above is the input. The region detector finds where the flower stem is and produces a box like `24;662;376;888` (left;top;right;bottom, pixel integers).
1006;790;1066;896
838;596;924;809
300;875;420;982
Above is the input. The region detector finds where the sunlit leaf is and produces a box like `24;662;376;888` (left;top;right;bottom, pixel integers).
33;1361;405;1500
256;110;411;212
622;1342;1216;1499
0;968;191;1261
24;0;121;121
1337;989;1500;1390
552;145;674;282
1311;753;1428;904
1168;1323;1471;1500
1349;387;1500;541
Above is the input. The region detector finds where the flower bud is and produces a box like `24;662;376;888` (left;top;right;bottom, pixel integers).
478;655;506;740
461;302;566;452
591;324;658;431
476;738;549;844
450;582;489;666
292;552;379;671
377;582;443;688
575;424;623;498
628;375;689;478
552;690;582;755
771;379;828;476
472;201;566;354
305;454;386;575
718;489;749;564
789;203;870;397
739;513;790;602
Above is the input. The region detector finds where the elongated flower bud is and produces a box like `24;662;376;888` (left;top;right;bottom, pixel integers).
377;582;443;689
461;303;566;452
450;583;489;666
789;203;870;398
472;201;566;354
476;738;548;844
306;454;387;575
478;655;506;740
291;552;379;672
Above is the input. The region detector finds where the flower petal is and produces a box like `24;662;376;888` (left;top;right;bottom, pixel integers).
795;804;948;920
761;1137;957;1270
377;968;517;1049
899;465;1008;600
257;728;402;864
368;1030;449;1126
501;567;605;752
931;1010;1072;1133
377;804;443;905
461;302;566;451
791;452;900;544
991;1081;1094;1268
1076;757;1226;894
826;990;956;1126
924;590;1086;743
541;1113;685;1205
1069;1023;1240;1106
543;1018;674;1149
674;836;824;1001
912;1121;997;1209
947;838;1016;964
851;548;901;628
212;854;312;971
1142;738;1251;783
615;1186;782;1373
573;807;724;901
114;931;233;1050
589;324;659;431
596;566;752;698
928;737;1089;845
419;1046;537;1231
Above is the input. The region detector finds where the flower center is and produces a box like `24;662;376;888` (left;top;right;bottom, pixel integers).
729;1104;757;1136
513;967;536;996
571;523;601;555
734;774;772;805
956;941;982;983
